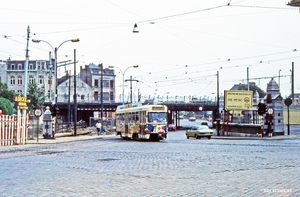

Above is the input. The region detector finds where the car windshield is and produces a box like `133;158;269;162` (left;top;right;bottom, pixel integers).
192;125;209;130
148;112;167;122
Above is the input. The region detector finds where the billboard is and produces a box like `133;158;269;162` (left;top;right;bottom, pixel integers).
224;90;253;110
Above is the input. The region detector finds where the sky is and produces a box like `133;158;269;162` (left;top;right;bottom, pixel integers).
0;0;299;102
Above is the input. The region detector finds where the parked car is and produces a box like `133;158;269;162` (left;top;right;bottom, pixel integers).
178;115;184;119
201;121;208;126
189;117;196;121
186;125;213;139
168;124;177;131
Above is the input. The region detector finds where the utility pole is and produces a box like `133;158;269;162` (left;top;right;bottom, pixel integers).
125;76;139;103
291;62;294;100
24;26;30;98
217;71;220;136
73;49;77;136
100;63;104;134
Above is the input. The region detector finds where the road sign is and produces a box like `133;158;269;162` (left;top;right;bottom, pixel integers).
224;90;253;110
34;108;43;117
267;107;274;115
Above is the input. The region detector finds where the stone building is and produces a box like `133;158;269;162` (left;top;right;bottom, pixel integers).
0;60;116;104
77;63;115;103
265;78;284;135
0;59;54;99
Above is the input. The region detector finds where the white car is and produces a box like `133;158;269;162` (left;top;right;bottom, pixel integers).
189;117;196;121
186;125;213;139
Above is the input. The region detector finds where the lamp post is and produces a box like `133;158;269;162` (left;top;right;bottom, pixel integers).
32;38;80;104
108;65;139;105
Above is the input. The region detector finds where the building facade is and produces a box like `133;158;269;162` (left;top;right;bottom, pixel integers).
0;60;116;104
0;59;54;98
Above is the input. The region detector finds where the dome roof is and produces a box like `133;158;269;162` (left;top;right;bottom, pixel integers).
266;78;280;92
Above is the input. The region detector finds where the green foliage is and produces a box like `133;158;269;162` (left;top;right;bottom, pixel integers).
26;82;46;113
0;97;14;115
0;81;16;102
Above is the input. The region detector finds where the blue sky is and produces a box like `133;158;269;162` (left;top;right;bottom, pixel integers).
0;0;299;101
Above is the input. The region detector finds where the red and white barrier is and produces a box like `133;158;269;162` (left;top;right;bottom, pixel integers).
0;112;28;146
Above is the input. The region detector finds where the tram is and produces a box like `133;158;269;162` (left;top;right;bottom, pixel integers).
115;103;168;141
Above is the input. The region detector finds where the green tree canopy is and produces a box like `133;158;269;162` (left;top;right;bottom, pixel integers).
0;81;16;101
0;97;14;115
27;82;46;113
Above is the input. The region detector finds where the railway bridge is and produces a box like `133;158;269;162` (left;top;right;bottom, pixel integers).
48;102;219;125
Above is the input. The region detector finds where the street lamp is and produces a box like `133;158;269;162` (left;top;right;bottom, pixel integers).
32;38;80;104
108;65;139;105
278;69;281;91
133;23;139;33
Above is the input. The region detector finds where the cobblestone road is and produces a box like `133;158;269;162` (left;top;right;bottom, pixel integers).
0;131;299;197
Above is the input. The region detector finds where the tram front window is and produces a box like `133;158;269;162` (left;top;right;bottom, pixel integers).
148;112;167;122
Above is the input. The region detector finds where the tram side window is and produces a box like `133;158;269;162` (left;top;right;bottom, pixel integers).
117;114;125;124
135;112;139;122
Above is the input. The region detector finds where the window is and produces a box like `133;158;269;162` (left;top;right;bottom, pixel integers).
103;92;109;101
110;92;114;101
29;64;34;70
64;93;68;100
110;80;114;88
103;80;109;88
11;64;15;70
17;76;22;85
41;61;45;70
10;76;15;85
81;94;85;100
38;76;44;84
17;90;22;95
29;75;35;84
94;79;99;87
18;64;23;70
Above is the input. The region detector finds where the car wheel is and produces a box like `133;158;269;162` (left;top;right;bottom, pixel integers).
187;136;189;139
208;136;211;139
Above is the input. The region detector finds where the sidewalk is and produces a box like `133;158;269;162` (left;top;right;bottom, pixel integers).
0;132;117;150
26;133;117;145
212;134;300;140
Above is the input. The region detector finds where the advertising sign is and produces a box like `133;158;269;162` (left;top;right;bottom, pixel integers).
15;96;31;110
224;90;253;110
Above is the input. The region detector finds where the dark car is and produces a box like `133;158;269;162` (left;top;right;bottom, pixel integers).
168;124;177;131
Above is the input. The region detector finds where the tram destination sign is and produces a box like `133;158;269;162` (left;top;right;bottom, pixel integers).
224;90;253;110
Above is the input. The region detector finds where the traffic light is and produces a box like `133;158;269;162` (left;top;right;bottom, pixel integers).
50;104;59;117
257;103;266;115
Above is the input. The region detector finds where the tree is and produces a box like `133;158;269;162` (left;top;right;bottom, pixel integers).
0;81;16;102
26;82;46;113
0;97;14;115
237;83;266;98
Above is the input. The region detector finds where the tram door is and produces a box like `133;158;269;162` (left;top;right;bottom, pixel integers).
139;111;146;135
124;113;129;137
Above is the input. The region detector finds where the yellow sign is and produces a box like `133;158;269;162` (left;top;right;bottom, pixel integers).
15;96;31;110
224;90;253;110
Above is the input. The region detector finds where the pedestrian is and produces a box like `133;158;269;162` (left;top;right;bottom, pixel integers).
96;121;102;135
267;119;272;137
